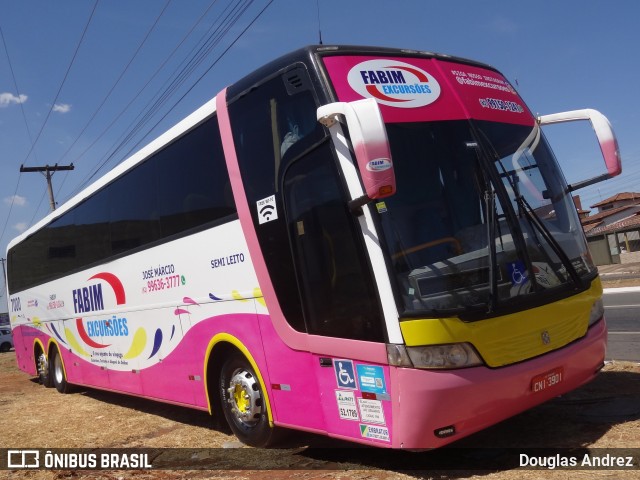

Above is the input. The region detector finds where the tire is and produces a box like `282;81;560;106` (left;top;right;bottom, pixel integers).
50;347;71;394
0;342;10;353
36;350;53;388
219;353;275;447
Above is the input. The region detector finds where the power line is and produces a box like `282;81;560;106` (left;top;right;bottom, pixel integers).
0;1;97;246
53;0;173;172
113;0;247;153
73;0;271;194
0;23;38;158
0;22;29;247
100;0;252;171
53;0;221;202
0;258;6;300
19;0;100;168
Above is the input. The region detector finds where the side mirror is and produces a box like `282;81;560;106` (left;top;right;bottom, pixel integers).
317;99;395;208
538;109;622;191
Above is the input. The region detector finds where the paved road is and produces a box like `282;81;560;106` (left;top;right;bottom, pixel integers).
603;287;640;362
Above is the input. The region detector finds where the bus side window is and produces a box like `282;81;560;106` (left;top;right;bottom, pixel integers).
283;147;385;342
156;116;235;237
109;158;161;254
229;66;323;333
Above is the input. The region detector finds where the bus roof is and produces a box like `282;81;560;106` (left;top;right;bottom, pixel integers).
226;44;498;101
7;45;498;253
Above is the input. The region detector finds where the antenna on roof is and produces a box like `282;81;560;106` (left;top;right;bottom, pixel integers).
316;0;323;44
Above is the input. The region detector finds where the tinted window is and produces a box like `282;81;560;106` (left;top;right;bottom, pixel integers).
75;189;110;265
8;115;234;294
109;158;161;254
284;147;385;341
229;68;323;332
229;66;384;340
157;119;235;237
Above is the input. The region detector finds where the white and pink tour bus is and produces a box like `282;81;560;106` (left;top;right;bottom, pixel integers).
6;45;621;449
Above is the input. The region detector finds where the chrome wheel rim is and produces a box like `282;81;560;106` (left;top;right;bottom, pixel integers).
54;354;64;385
226;368;262;427
37;353;48;378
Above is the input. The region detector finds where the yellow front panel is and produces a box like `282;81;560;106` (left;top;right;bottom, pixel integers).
400;278;602;367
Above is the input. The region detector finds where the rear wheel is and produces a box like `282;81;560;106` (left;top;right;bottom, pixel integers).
50;347;71;393
36;349;52;388
219;353;275;447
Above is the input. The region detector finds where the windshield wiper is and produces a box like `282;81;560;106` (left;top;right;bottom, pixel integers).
508;124;583;290
481;123;583;291
514;193;583;289
484;189;498;313
467;140;498;313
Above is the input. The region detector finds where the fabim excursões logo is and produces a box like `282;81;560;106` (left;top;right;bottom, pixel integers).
347;59;441;108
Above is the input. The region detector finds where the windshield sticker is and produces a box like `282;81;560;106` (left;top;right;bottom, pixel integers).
375;201;388;213
323;55;534;126
256;195;278;224
347;59;441;108
479;97;524;114
508;261;528;286
450;69;516;94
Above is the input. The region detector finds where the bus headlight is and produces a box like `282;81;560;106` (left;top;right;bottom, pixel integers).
588;298;604;327
406;343;483;369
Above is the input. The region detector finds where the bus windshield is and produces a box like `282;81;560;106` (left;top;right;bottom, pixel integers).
377;119;596;317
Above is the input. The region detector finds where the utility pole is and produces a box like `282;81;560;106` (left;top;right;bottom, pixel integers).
20;164;74;211
0;258;6;299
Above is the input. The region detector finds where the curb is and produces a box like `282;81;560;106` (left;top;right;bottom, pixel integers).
603;286;640;294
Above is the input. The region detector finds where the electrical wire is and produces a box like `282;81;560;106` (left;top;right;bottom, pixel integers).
51;0;175;202
99;0;251;171
54;0;229;200
111;0;246;155
124;0;274;157
80;0;255;187
20;0;100;169
72;0;271;194
0;0;98;247
0;23;29;247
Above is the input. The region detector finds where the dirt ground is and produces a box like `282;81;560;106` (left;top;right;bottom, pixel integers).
0;344;639;480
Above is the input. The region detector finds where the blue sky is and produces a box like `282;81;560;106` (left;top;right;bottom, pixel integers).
1;0;639;308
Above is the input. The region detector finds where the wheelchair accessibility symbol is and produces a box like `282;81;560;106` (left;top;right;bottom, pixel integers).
334;359;358;390
507;260;528;286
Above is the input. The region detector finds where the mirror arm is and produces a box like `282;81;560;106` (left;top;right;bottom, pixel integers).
348;195;370;216
568;173;614;192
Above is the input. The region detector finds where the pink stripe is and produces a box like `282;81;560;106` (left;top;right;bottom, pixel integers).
215;89;387;363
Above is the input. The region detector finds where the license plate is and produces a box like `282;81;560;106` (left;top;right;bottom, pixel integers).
531;367;564;393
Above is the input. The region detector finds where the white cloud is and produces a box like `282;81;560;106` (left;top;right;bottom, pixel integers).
13;222;28;233
4;195;28;207
0;92;28;107
53;103;71;113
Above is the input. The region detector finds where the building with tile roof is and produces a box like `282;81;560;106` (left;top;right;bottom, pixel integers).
580;192;640;265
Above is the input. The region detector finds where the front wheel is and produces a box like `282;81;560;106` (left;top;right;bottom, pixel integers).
219;353;275;447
